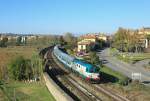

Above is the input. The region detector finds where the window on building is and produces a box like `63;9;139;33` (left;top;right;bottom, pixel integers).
81;45;83;49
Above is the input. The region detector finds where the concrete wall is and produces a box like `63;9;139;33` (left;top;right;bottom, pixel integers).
43;73;73;101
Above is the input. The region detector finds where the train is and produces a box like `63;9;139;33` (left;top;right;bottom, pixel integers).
53;45;100;83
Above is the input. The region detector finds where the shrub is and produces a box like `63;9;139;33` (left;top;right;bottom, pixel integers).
8;54;43;81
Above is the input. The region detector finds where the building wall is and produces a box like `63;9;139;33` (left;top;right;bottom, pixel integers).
138;28;150;48
98;36;107;41
83;38;96;42
78;44;87;52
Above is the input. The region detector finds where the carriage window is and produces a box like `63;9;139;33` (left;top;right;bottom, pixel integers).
86;68;88;72
86;68;92;72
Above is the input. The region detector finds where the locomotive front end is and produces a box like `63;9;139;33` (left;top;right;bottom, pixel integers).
90;73;100;83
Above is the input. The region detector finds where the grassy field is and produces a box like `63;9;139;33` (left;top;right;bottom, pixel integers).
0;46;55;101
116;53;150;64
100;65;129;85
110;48;150;63
0;44;52;66
0;81;55;101
0;46;37;67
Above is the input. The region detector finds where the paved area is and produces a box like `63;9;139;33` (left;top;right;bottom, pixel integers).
133;59;150;68
97;48;150;82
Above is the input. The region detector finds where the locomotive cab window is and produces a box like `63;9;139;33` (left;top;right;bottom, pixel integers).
89;68;94;73
86;68;93;73
78;64;80;68
94;67;100;73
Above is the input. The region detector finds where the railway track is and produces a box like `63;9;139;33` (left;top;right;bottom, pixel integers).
66;72;130;101
41;46;130;101
93;85;130;101
45;48;101;101
51;48;130;101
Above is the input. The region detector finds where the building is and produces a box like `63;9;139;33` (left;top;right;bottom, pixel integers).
77;40;94;52
78;34;101;53
138;27;150;48
77;33;109;53
81;34;97;43
77;34;97;53
139;27;150;35
97;34;108;41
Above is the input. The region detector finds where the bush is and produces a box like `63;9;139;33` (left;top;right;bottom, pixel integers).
118;77;130;85
0;41;6;47
8;54;43;81
8;56;30;80
89;52;100;65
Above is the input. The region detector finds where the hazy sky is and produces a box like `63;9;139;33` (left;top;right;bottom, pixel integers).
0;0;149;34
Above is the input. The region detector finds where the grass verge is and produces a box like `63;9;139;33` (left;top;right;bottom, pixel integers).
110;48;150;63
0;46;55;101
100;65;130;85
0;81;55;101
100;66;150;101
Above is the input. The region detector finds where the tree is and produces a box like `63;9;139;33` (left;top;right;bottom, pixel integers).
146;34;150;40
96;39;106;50
87;45;92;52
8;54;43;81
8;56;26;80
89;52;100;65
113;27;127;52
112;28;141;52
2;37;8;43
64;32;74;43
25;59;33;80
63;32;77;49
0;37;8;47
59;36;66;45
16;36;22;46
31;52;43;80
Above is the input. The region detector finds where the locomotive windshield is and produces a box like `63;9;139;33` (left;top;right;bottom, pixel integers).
87;66;100;73
94;67;100;73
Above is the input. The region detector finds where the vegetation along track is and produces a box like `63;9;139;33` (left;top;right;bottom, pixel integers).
93;84;130;101
45;48;101;101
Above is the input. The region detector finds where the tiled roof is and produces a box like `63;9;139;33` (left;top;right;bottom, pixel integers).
77;40;95;45
81;34;97;39
78;40;91;45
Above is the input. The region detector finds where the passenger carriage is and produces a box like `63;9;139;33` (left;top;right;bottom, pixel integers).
53;45;100;83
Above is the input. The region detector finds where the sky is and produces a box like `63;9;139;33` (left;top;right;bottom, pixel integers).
0;0;150;35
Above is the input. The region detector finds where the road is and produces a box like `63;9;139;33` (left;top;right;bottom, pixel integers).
97;48;150;82
134;59;150;68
